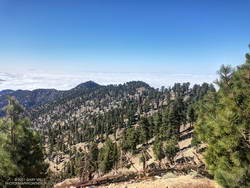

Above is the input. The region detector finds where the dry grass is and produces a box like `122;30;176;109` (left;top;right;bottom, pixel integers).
173;181;215;188
54;178;80;188
98;175;220;188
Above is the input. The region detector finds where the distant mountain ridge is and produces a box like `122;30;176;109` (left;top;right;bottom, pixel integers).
0;81;102;115
0;89;15;96
0;81;152;116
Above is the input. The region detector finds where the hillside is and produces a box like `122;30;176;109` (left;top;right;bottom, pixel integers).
0;80;216;187
53;123;211;188
26;81;214;186
0;81;101;116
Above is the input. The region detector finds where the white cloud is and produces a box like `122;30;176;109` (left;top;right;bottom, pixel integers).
0;70;217;91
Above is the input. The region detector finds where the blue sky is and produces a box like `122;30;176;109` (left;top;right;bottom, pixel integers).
0;0;249;90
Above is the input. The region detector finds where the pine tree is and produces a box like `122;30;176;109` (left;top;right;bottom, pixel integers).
152;138;165;168
89;142;99;172
187;105;197;126
195;47;250;188
0;97;48;183
0;129;17;179
99;138;119;173
138;117;151;145
121;128;139;154
164;137;178;165
153;112;162;136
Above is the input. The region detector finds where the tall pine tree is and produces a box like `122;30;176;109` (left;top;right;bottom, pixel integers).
195;47;250;188
0;97;48;184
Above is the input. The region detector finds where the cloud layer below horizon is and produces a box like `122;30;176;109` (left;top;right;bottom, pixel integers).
0;71;217;91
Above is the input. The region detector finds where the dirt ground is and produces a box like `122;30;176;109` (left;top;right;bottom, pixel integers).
98;174;220;188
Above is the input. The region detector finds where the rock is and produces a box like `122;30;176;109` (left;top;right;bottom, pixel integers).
154;176;161;179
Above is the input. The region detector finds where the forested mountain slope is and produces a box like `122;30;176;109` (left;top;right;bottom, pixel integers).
26;80;214;183
0;80;216;187
0;81;100;116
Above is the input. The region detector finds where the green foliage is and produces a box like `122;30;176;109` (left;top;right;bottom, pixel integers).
195;48;250;188
0;97;48;183
71;143;100;181
138;117;151;144
152;136;178;167
121;128;139;154
0;131;18;177
187;105;197;125
152;138;165;163
191;134;200;147
164;137;179;164
99;138;119;173
89;142;99;171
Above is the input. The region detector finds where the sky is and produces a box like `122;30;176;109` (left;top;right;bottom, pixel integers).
0;0;249;90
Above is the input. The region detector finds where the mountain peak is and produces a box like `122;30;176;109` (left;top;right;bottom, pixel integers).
74;81;100;90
